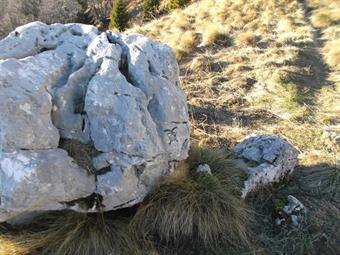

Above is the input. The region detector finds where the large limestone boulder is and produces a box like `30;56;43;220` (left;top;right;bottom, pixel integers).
233;135;298;197
0;22;190;222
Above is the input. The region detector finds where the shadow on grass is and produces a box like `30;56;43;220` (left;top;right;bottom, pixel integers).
189;104;280;127
247;163;340;255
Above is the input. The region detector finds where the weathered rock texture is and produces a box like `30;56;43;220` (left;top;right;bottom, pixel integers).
275;195;306;227
233;135;298;197
0;22;190;223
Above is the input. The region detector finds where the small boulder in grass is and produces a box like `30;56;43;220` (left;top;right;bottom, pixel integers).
196;163;212;174
276;195;306;227
233;134;298;198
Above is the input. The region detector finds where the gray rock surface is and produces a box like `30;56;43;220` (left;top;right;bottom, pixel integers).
0;149;95;223
0;22;190;222
196;164;212;174
233;135;298;197
276;195;306;227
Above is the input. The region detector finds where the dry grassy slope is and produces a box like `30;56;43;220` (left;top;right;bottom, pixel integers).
130;0;340;166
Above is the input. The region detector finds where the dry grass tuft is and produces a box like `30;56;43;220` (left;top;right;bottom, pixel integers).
236;32;259;47
131;145;251;251
323;38;340;69
0;236;30;255
200;23;230;46
7;212;150;255
311;11;335;28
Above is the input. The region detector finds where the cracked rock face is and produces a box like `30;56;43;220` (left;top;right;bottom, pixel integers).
0;22;190;223
233;135;298;198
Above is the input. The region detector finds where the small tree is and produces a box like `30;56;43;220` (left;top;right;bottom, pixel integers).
143;0;159;20
166;0;190;12
109;0;130;31
76;0;92;24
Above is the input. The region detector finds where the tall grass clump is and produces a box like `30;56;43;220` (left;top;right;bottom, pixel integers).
132;145;251;252
14;212;150;255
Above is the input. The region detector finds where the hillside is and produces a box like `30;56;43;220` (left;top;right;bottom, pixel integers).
131;0;340;166
0;0;339;254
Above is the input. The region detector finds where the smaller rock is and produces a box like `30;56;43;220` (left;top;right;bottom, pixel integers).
275;218;285;226
283;195;305;215
196;164;212;174
290;215;303;227
275;195;306;227
233;134;298;197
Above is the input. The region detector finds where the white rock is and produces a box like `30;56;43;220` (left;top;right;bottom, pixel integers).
278;195;306;227
0;22;190;223
290;214;303;226
196;164;212;174
283;195;305;215
233;135;298;197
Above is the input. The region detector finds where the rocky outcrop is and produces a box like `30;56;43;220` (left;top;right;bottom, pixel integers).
233;135;298;197
0;22;190;222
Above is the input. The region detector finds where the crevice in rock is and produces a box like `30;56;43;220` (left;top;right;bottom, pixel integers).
51;53;74;90
95;166;112;175
134;45;144;53
112;199;136;210
61;192;103;211
181;138;189;152
58;139;99;175
81;118;86;132
110;148;145;160
105;32;142;91
113;91;131;97
147;60;158;76
73;92;86;114
69;29;83;37
38;47;51;53
171;121;188;124
134;163;146;177
118;53;135;85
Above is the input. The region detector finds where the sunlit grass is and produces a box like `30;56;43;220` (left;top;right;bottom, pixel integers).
0;236;29;255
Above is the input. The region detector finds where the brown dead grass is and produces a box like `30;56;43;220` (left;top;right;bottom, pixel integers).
0;236;29;255
130;0;339;165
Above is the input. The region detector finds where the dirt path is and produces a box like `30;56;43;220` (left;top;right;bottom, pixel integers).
301;0;325;47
